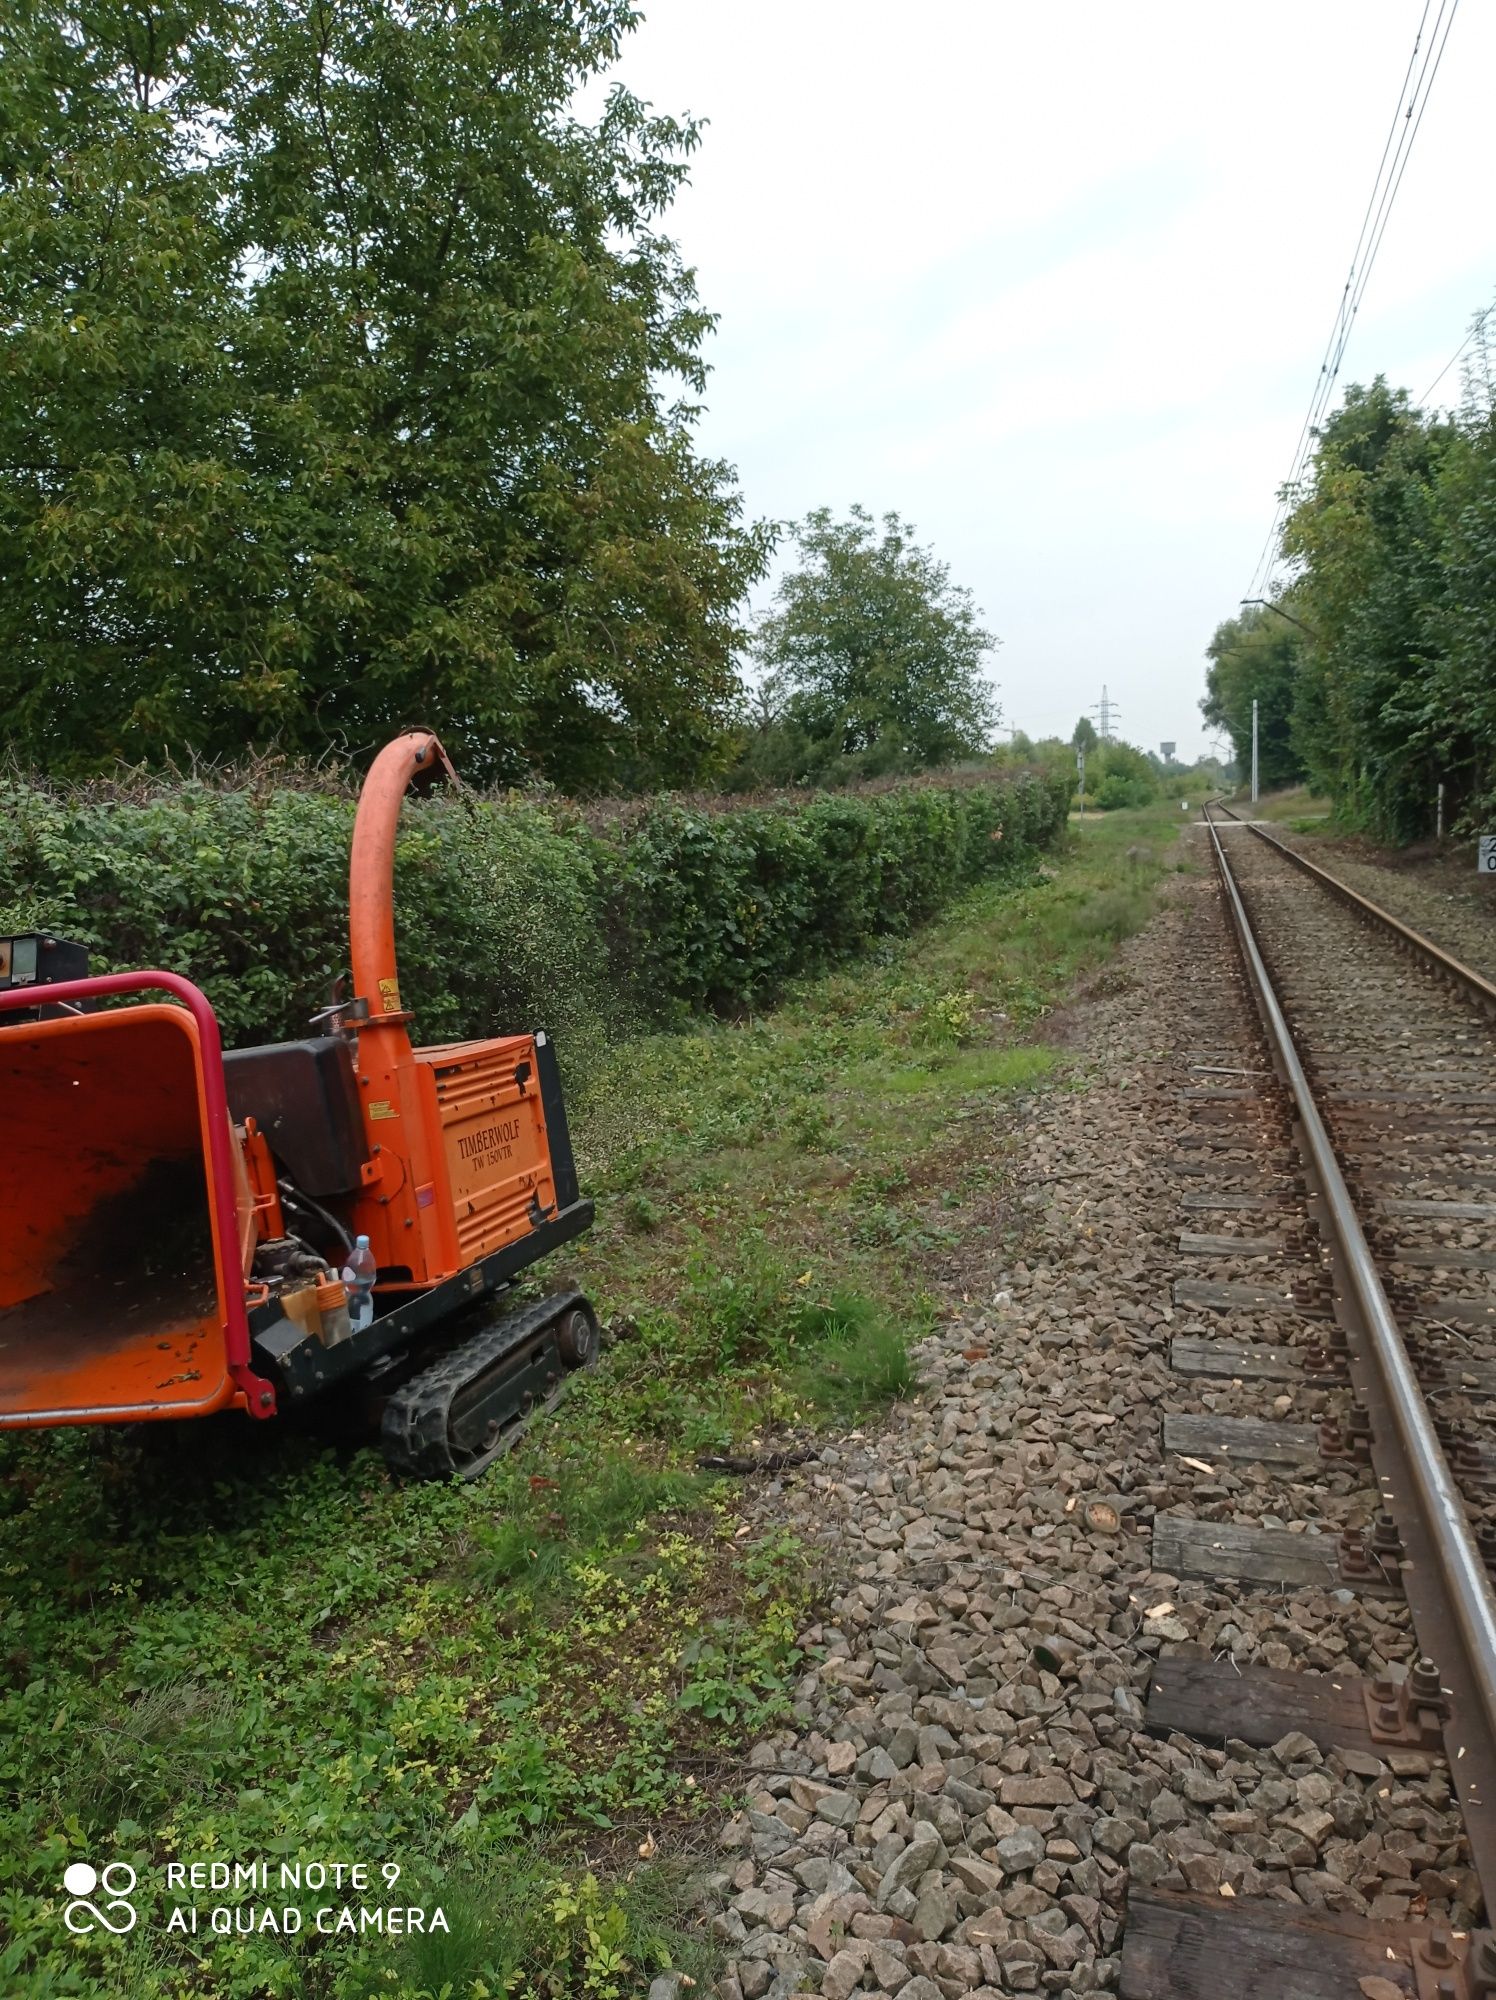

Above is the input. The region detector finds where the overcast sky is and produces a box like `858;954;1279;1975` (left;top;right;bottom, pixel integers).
599;0;1495;762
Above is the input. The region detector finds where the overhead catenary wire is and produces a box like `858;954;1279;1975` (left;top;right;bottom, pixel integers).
1244;0;1434;598
1245;0;1462;603
1419;299;1495;407
1347;3;1458;333
1248;0;1458;599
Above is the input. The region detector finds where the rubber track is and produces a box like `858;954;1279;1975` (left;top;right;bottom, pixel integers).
380;1287;587;1481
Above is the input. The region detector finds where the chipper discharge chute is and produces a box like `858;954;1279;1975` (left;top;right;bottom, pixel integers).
0;732;597;1479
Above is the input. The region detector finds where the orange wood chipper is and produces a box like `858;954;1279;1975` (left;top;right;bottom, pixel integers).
0;731;597;1478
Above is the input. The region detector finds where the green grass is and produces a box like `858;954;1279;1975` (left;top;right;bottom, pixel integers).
465;1454;707;1593
386;1857;718;2000
869;1044;1058;1097
1228;783;1333;825
0;801;1188;2000
788;1293;919;1424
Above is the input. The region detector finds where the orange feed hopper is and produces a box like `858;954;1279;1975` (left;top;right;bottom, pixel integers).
0;1001;242;1425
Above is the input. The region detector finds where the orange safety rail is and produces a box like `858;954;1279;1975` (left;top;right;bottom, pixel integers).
0;972;276;1425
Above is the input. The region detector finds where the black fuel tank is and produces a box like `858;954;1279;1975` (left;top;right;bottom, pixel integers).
223;1037;368;1197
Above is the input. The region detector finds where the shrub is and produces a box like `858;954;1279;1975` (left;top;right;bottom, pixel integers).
1087;740;1158;811
0;778;602;1053
0;765;1071;1046
1094;772;1153;810
608;769;1070;1014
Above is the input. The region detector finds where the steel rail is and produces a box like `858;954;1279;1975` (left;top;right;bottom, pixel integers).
1206;800;1496;1016
1202;808;1496;1858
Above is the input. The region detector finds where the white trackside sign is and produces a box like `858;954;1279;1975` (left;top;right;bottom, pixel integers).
1479;835;1496;873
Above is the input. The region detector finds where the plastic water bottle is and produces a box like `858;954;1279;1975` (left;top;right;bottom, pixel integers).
341;1235;377;1333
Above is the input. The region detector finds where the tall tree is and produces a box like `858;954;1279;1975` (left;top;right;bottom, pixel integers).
1201;605;1304;792
1423;404;1496;821
751;505;999;780
1280;378;1452;837
0;0;771;786
1071;716;1097;754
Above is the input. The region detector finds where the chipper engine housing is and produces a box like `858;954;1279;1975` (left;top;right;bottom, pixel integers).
0;732;596;1479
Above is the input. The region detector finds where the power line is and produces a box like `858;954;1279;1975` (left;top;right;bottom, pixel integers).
1251;1;1460;597
1419;300;1495;406
1303;3;1451;430
1332;1;1458;380
1243;6;1434;601
1251;0;1459;597
1245;0;1434;598
1245;0;1462;602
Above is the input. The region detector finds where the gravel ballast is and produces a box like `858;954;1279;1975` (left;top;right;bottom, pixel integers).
1271;824;1496;987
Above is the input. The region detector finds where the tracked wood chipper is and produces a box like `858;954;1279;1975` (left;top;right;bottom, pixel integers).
0;731;597;1478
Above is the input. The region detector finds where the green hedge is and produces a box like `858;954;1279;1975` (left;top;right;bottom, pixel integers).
0;767;1070;1050
613;773;1069;1011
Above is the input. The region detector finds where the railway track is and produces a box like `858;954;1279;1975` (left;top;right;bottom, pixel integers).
1119;805;1496;1997
702;809;1496;2000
